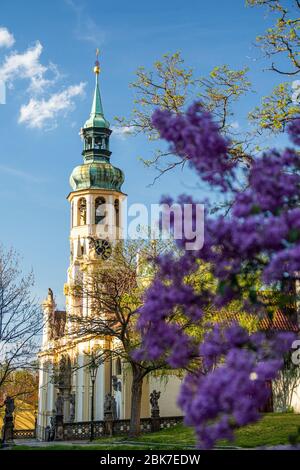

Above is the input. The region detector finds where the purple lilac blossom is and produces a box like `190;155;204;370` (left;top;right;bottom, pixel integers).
288;118;300;146
136;104;300;448
178;324;294;448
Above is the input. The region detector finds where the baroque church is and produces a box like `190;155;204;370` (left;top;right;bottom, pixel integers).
36;58;182;439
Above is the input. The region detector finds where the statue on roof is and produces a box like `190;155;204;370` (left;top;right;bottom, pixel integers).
48;288;54;302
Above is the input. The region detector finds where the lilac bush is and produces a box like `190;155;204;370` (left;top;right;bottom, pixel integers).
288;119;300;146
181;325;294;449
136;103;300;448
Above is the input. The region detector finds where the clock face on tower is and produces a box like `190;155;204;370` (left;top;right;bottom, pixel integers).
94;239;112;260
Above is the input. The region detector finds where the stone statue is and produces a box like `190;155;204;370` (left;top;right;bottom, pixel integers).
111;395;117;420
112;375;122;392
150;390;161;418
53;403;64;441
69;393;75;422
57;355;71;390
45;425;51;442
104;393;112;413
55;393;64;416
1;396;15;443
104;393;117;420
103;393;117;436
45;415;55;442
50;415;55;428
49;415;55;441
4;396;15;418
112;375;118;391
48;288;54;302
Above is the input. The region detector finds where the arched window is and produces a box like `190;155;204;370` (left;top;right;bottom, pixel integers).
95;136;102;150
85;136;92;150
116;357;122;376
114;199;120;227
95;197;106;224
102;137;107;150
78;198;86;226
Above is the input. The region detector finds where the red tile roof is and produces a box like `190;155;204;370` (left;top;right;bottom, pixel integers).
213;309;299;333
258;310;299;333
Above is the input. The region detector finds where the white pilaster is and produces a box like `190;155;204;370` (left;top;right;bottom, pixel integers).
86;194;93;233
76;353;84;421
95;362;105;420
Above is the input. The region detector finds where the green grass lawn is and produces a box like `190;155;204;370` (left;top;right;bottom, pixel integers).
9;413;300;450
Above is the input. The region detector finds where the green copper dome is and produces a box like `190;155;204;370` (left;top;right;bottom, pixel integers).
70;162;124;191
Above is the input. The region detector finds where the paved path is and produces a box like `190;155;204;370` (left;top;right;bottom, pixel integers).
8;439;300;450
11;439;100;447
7;439;239;449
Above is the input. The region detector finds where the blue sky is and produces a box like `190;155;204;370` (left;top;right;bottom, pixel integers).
0;0;293;307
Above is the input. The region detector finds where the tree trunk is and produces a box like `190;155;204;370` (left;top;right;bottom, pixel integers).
129;365;143;438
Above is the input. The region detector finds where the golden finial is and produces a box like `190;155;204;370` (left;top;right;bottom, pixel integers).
94;48;100;75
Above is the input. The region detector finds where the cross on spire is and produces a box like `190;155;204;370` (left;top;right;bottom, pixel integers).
94;48;100;75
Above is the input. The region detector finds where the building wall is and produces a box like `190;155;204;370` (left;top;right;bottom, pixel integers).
291;381;300;413
123;369;182;419
273;371;300;413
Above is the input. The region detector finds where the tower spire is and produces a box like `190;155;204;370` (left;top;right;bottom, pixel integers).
69;49;124;193
83;49;109;129
90;48;104;117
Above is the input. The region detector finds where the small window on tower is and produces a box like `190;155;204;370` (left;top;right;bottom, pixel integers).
95;197;106;224
78;198;87;226
86;137;92;150
95;137;102;149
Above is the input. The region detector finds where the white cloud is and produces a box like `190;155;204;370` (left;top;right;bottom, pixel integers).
18;82;86;129
0;41;52;93
0;27;15;48
0;29;85;130
111;125;133;139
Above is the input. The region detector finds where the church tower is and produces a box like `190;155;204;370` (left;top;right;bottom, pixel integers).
37;54;183;438
68;53;126;265
37;55;127;433
65;53;126;319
